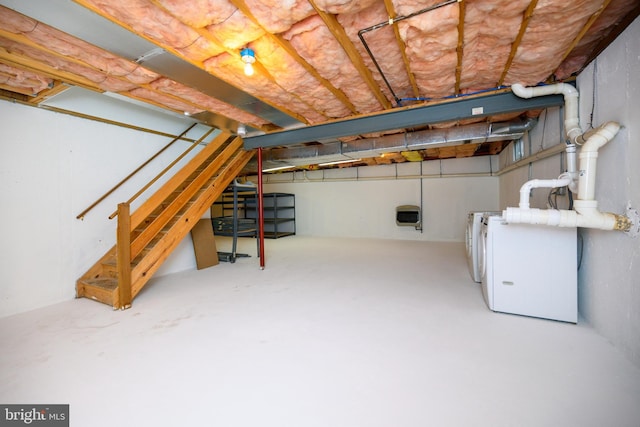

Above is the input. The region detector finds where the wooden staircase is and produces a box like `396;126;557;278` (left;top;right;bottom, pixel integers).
76;132;255;309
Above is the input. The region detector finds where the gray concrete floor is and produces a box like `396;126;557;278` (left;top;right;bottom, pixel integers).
1;236;639;426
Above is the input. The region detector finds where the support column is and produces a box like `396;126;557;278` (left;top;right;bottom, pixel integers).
257;148;265;270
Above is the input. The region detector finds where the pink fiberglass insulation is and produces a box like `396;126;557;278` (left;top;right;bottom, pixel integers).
504;0;605;85
0;6;37;33
175;36;226;63
26;27;159;85
0;63;53;95
80;0;201;51
150;0;228;60
398;1;459;98
205;7;265;50
392;0;454;16
154;0;236;28
460;0;531;91
203;52;326;124
251;36;352;118
0;36;138;92
128;87;204;115
243;0;315;34
337;2;409;104
0;6;159;86
312;0;379;14
554;0;639;79
150;78;269;127
283;15;382;114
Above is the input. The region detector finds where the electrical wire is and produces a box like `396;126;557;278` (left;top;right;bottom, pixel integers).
588;59;598;130
568;188;574;210
547;187;559;209
547;186;573;210
577;229;584;270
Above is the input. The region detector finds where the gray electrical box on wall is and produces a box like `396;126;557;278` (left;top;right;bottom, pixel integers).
396;205;421;228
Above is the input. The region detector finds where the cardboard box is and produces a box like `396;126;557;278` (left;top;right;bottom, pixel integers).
190;219;219;269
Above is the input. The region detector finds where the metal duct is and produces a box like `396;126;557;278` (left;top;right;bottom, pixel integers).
266;119;534;166
266;141;353;166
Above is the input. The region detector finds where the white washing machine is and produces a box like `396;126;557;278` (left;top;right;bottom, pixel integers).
466;211;501;283
480;214;577;323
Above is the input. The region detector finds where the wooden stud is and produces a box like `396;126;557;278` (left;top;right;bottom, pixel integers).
455;0;466;95
498;0;539;86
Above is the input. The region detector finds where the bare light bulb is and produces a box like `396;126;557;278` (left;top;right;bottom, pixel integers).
244;62;254;76
240;48;256;77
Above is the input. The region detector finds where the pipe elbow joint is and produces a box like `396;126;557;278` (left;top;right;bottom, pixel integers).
560;84;578;99
581;122;621;153
511;83;532;98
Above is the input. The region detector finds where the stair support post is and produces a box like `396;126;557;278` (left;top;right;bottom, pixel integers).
116;202;132;310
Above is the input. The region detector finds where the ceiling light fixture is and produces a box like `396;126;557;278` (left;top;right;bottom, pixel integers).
262;165;295;173
318;159;362;167
240;48;255;76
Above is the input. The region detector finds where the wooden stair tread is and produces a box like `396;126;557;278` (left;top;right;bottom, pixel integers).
80;277;118;290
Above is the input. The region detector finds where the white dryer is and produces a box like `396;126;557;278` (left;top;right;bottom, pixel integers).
480;214;577;323
466;211;500;283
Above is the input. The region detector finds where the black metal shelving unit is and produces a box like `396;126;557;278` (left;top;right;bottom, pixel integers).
210;180;260;262
246;193;295;239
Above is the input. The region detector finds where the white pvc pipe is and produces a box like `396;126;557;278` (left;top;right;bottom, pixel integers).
512;83;581;192
511;83;582;145
518;177;572;209
503;120;625;231
503;206;620;230
506;85;628;232
577;121;620;200
503;207;578;227
566;144;578;193
573;200;618;229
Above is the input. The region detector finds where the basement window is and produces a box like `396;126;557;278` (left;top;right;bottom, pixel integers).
513;138;524;162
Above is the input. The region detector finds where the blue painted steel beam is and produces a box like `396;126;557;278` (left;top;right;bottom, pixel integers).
244;91;564;149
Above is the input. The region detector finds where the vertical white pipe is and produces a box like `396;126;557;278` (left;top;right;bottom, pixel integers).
577;122;620;201
566;144;578;193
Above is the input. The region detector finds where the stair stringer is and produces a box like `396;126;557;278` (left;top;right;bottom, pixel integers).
130;149;255;298
76;136;255;308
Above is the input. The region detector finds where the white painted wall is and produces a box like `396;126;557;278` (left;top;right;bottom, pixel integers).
258;156;500;242
0;101;205;317
498;18;640;368
576;17;640;368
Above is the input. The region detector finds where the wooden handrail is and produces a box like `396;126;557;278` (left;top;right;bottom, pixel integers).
76;124;197;220
108;127;216;220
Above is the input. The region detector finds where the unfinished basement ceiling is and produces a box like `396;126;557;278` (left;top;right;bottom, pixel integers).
1;0;638;172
